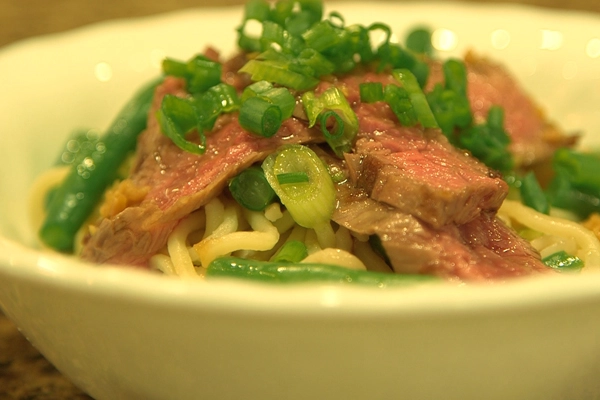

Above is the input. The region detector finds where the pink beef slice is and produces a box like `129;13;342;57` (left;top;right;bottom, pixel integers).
315;69;508;228
428;51;577;167
332;182;551;281
80;76;322;267
344;103;508;228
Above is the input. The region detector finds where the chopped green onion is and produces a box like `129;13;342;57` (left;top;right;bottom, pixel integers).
442;59;468;97
359;82;385;103
302;20;343;52
457;106;513;174
285;0;323;36
553;148;600;193
241;80;296;119
425;59;472;136
185;55;222;93
384;84;417;126
542;251;583;272
239;96;283;137
229;166;277;211
240;58;319;90
206;82;241;112
260;20;285;51
520;171;550;214
157;94;206;155
237;0;271;52
546;150;600;218
157;82;241;155
244;0;271;21
269;1;294;26
405;27;433;56
277;171;310;185
162;55;222;94
262;144;335;229
392;69;438;128
206;256;437;286
270;240;309;263
301;86;358;156
320;110;345;139
296;48;336;77
353;26;375;64
161;58;188;78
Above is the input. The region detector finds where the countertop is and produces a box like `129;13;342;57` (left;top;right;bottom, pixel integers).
2;0;600;398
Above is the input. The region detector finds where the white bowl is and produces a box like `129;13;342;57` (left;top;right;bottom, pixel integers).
2;2;600;399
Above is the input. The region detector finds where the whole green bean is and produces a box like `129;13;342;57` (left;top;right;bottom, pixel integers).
206;257;438;287
39;77;161;252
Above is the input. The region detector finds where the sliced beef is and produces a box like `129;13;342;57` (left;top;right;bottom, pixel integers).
345;106;508;228
427;51;577;167
317;53;576;168
332;182;550;281
80;76;322;266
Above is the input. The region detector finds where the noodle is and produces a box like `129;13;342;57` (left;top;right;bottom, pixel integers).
302;248;367;270
194;205;280;267
167;210;205;277
499;200;600;271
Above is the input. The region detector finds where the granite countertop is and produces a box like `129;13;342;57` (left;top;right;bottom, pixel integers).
1;0;600;398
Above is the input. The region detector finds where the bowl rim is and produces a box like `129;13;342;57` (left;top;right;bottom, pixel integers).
2;1;600;320
3;236;600;319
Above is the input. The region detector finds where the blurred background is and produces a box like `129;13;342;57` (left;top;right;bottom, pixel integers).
1;0;600;48
1;0;599;398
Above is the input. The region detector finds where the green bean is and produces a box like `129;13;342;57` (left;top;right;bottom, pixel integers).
269;240;308;263
206;257;438;286
39;77;162;252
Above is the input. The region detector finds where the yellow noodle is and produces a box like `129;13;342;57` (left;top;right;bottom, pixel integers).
304;229;322;255
302;248;367;270
264;202;283;222
334;226;353;253
167;211;206;277
314;222;336;249
499;200;600;271
285;224;307;243
272;209;296;233
149;253;176;275
194;208;279;267
202;197;226;238
213;201;239;238
530;235;578;259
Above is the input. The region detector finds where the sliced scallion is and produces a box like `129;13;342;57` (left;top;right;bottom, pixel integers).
542;251;584;272
392;69;438;129
270;240;309;263
262;144;335;229
359;82;385;103
240;59;319;90
520;171;550;215
277;171;310;185
239;96;283;137
157;94;206;155
301;86;358;157
229;166;277;211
